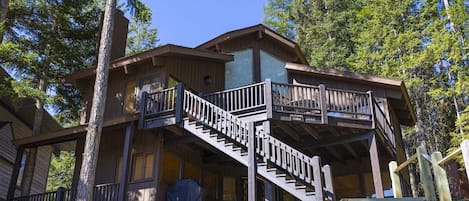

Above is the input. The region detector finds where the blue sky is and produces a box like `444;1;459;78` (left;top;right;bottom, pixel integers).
140;0;267;47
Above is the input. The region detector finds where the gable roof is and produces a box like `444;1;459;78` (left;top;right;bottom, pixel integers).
285;63;416;126
65;44;233;82
0;68;62;134
196;24;308;65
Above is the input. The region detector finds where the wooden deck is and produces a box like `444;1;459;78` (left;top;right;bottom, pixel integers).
141;81;394;144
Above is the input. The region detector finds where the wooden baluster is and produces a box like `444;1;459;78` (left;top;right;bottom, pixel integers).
264;134;270;163
284;146;290;170
281;143;287;169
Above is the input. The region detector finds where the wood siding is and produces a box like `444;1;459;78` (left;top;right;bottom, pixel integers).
81;57;225;123
165;57;225;93
0;106;53;199
0;124;15;200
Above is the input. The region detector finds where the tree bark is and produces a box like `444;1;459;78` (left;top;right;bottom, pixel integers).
76;0;116;200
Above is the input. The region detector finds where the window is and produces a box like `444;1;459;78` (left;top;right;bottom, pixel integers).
203;171;218;200
131;153;153;181
136;74;162;111
260;50;287;83
16;150;28;187
225;49;253;89
124;80;137;113
223;176;237;201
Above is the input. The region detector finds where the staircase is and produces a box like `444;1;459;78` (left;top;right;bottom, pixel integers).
181;90;334;201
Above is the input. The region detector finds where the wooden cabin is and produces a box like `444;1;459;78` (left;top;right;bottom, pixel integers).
7;23;416;201
0;68;63;200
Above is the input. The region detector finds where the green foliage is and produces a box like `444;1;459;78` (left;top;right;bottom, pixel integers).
0;0;101;123
46;151;76;191
264;0;469;155
126;16;159;56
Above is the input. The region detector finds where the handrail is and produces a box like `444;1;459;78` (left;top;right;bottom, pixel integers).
10;183;120;201
326;88;371;116
271;82;322;116
183;89;323;187
143;87;177;118
372;98;394;146
202;82;266;113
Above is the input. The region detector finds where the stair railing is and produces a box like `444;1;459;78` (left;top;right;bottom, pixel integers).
183;89;325;197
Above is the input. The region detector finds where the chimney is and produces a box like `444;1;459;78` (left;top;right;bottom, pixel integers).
95;9;129;63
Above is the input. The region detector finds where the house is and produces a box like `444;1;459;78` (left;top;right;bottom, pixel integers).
0;68;63;200
7;19;416;201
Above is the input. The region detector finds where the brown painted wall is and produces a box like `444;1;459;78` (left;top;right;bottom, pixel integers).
80;57;225;123
165;57;225;93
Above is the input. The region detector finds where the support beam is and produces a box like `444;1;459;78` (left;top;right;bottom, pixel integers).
305;131;372;149
368;133;384;198
299;124;320;140
344;143;360;160
326;146;344;162
117;123;135;201
247;122;256;201
7;146;24;200
153;131;164;201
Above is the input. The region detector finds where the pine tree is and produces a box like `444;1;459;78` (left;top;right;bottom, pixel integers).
126;16;159;55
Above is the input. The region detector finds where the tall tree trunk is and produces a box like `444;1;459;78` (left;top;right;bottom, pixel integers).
76;0;116;200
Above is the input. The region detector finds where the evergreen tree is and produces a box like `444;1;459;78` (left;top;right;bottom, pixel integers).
126;16;158;55
46;151;76;191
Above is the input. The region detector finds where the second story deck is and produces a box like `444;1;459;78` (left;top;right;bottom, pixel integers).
139;80;397;160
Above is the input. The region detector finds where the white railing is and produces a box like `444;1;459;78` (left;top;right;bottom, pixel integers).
183;90;323;190
202;82;266;113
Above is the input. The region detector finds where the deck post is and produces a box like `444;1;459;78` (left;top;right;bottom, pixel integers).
388;161;402;198
56;187;65;201
368;132;384;198
461;140;469;187
431;152;451;201
417;146;437;201
7;145;25;200
264;79;273;119
367;91;376;129
319;84;328;124
175;82;184;124
248;122;257;201
138;91;148;129
117;122;135;201
322;164;335;201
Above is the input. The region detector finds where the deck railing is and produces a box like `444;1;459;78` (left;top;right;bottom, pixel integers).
271;82;322;115
10;183;119;201
371;98;395;146
141;81;395;139
326;88;371;119
202;82;266;113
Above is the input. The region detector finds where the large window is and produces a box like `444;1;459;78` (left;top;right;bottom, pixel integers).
225;49;253;89
260;50;287;83
131;152;154;181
